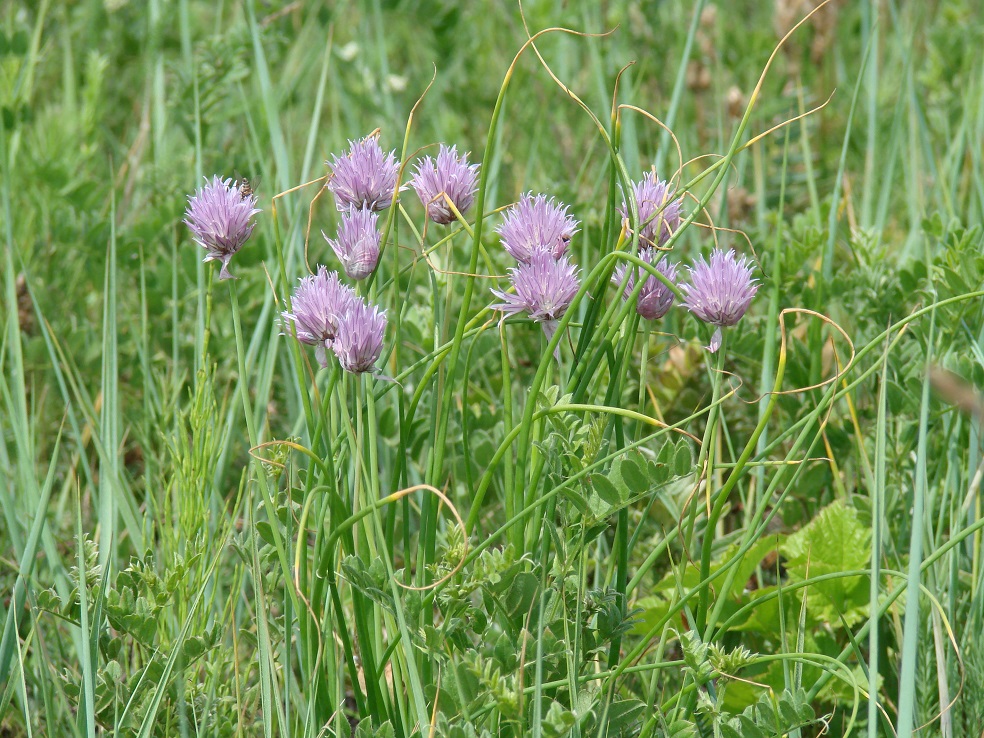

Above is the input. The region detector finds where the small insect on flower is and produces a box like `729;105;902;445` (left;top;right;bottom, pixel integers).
238;178;254;200
612;250;678;321
497;193;579;263
184;175;261;280
324;209;382;281
326;135;400;212
681;248;759;353
619;172;683;249
281;266;359;368
491;251;581;354
409;144;480;225
332;299;387;374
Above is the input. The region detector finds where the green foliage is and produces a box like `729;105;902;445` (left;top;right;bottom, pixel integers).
716;688;816;738
3;0;984;736
780;499;872;626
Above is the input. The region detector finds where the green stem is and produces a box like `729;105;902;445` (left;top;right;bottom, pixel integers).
694;333;729;635
228;281;299;617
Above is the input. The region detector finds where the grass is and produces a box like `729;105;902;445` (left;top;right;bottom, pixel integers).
2;0;984;736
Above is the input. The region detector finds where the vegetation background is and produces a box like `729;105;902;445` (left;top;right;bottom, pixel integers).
2;0;984;736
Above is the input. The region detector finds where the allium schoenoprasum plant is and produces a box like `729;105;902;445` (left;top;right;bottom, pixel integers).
4;2;984;737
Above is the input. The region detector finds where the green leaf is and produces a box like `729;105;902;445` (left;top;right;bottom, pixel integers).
673;442;693;477
254;521;277;548
665;719;698;738
503;572;539;626
606;699;645;737
648;457;670;485
592;474;622;506
780;500;871;625
543;700;576;738
182;636;206;660
355;718;394;738
617;454;649;495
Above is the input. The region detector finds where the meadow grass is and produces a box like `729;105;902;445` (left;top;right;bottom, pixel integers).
2;1;984;736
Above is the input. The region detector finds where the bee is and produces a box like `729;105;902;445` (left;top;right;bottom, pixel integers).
235;171;260;201
238;177;254;200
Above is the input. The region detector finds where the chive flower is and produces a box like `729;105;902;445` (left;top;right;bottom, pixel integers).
497;192;579;263
491;251;580;349
281;266;359;367
184;175;260;280
326;135;399;212
324;208;381;281
681;248;759;353
619;172;682;248
409;144;480;225
612;250;678;321
332;300;387;374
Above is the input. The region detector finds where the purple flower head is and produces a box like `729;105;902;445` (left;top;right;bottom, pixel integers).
681;248;759;353
324;209;381;281
491;251;580;347
612;250;678;321
281;266;359;367
332;300;387;374
496;193;579;263
184;175;261;280
326;136;400;212
409;144;480;225
618;172;682;248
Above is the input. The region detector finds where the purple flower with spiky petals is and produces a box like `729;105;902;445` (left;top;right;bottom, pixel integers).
497;193;579;263
612;250;678;320
326;136;400;212
281;266;359;367
491;251;580;352
332;300;387;374
681;248;759;353
409;144;480;225
618;172;682;248
184;175;261;280
324;209;381;281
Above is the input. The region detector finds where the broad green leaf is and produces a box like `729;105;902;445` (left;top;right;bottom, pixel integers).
617;455;649;495
592;474;623;506
503;572;539;626
673;442;693;477
606;699;645;737
781;500;871;625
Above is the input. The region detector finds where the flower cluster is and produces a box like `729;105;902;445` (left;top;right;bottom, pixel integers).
324;209;381;281
609;172;682;322
281;266;387;374
322;135;400;281
681;248;759;352
491;193;582;355
184;175;261;280
497;193;579;263
326;135;400;212
409;144;480;225
612;251;678;321
619;172;683;249
492;251;581;345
